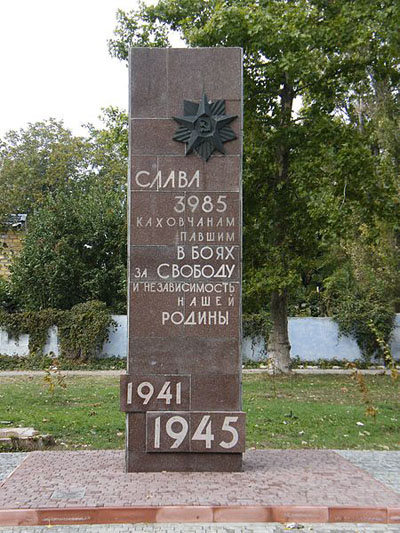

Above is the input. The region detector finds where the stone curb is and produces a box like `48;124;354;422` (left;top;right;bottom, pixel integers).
1;504;400;527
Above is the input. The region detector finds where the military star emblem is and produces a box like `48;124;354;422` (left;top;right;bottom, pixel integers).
172;92;237;161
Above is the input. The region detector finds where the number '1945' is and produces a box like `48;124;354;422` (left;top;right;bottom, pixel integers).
146;411;245;453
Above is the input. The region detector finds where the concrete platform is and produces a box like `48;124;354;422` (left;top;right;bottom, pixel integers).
0;450;399;526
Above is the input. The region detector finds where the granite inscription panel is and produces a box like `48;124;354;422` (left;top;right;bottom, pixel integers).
122;47;244;472
146;411;246;453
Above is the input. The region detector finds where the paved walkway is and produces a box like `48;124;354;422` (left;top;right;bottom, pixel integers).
0;455;26;483
337;450;400;494
0;450;400;531
2;449;400;509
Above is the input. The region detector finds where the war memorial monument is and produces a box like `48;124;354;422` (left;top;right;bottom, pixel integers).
120;47;245;472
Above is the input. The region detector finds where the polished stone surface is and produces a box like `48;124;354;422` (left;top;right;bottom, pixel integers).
126;47;243;471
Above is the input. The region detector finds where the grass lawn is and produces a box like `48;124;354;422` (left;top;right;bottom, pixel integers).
245;373;400;450
0;373;399;451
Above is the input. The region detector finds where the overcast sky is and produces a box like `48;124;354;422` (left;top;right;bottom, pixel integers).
0;0;143;138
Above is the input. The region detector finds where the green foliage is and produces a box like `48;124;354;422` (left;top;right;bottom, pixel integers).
242;311;271;343
0;307;59;353
242;358;266;369
0;354;126;371
348;365;378;421
0;119;91;220
333;296;394;362
242;313;270;367
0;353;55;371
9;186;127;312
109;0;400;364
85;106;129;192
1;109;129;315
57;301;116;361
321;224;400;360
291;357;374;370
369;322;400;381
0;111;129;222
108;5;170;59
0;301;116;362
0;277;17;312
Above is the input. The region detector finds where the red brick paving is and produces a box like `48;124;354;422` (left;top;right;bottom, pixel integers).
0;450;399;525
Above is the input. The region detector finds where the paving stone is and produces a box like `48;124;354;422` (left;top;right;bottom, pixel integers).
336;450;400;494
1;450;400;531
0;453;26;482
1;450;400;509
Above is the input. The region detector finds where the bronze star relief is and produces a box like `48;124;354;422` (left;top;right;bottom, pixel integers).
172;92;237;162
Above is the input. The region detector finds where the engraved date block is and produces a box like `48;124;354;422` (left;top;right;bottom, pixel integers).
120;375;191;412
146;411;245;453
147;411;191;452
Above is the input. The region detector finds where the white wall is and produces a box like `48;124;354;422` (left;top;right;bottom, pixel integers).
0;326;59;357
242;315;400;362
100;315;127;358
1;314;400;362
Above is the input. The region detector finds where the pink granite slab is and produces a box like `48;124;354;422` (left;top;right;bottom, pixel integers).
0;449;399;525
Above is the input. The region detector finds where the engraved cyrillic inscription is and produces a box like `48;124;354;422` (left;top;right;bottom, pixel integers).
125;47;244;471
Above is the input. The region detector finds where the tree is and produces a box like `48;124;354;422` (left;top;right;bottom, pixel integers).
10;184;127;312
109;0;400;371
0;109;129;220
0;119;91;221
321;222;400;361
85;106;129;192
2;109;129;313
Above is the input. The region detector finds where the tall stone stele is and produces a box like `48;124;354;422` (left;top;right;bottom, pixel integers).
120;47;245;472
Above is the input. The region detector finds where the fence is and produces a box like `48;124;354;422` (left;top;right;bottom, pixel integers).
2;315;400;361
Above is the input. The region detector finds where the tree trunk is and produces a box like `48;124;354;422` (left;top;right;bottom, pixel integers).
268;289;291;373
267;74;294;374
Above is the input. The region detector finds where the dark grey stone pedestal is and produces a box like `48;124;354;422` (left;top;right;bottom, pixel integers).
121;47;244;472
